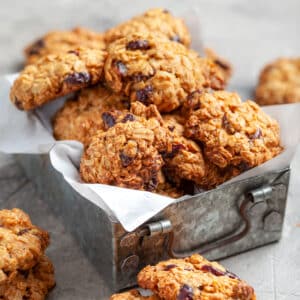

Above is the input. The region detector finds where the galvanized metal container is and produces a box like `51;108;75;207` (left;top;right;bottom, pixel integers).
15;154;290;291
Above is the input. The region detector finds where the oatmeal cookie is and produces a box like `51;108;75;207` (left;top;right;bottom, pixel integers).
156;181;184;198
205;47;233;84
137;254;256;300
0;255;55;300
162;115;206;186
53;85;129;146
104;32;224;112
104;8;191;47
10;47;107;110
0;209;49;281
80;120;164;191
255;57;300;105
24;27;105;65
110;289;159;300
185;91;282;169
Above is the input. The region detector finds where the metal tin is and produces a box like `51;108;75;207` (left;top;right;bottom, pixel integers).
15;154;290;291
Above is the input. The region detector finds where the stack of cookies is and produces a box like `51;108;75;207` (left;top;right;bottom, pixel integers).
110;254;256;299
0;209;55;300
10;8;283;197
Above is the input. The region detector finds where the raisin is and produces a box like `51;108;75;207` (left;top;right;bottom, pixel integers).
222;113;235;134
17;228;30;236
115;61;127;76
64;72;91;85
14;97;24;110
119;151;134;167
28;39;45;56
248;128;262;140
237;161;251;172
171;35;181;43
164;264;177;271
177;284;194;300
168;125;175;132
161;144;185;159
136;85;153;105
126;40;151;51
122;114;135;123
201;265;226;276
144;173;158;191
102;112;116;128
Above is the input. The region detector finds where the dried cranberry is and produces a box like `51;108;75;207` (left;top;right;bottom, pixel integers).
222;113;235;134
136;85;153;105
115;61;127;76
177;284;193;300
122;114;135;123
214;59;230;70
168;125;175;132
161;144;185;159
119;151;134;167
102;112;116;128
64;72;91;85
126;40;151;51
164;264;177;271
201;265;226;276
171;35;181;43
248;128;262;140
28;39;44;55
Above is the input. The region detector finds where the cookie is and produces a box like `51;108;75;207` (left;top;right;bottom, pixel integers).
104;32;224;112
110;289;159;300
0;209;49;281
185;91;282;169
80;120;164;191
10;47;107;110
205;47;233;85
0;255;55;300
156;181;184;199
53;85;129;146
137;254;256;300
104;8;191;47
162;115;206;186
255;57;300;105
24;27;105;65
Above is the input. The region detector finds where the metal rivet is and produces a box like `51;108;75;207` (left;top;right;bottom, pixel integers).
121;255;139;274
119;232;138;248
263;211;282;232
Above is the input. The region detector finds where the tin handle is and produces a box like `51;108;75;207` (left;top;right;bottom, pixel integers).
167;186;269;258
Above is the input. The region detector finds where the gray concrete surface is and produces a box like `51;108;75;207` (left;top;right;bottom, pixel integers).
0;0;299;299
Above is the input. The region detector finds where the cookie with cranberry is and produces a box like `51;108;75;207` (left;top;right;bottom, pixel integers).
0;255;55;300
104;33;224;112
110;289;159;300
10;47;107;110
185;91;282;169
0;209;49;282
255;57;300;105
104;8;191;47
53;85;129;146
138;254;256;300
24;27;105;65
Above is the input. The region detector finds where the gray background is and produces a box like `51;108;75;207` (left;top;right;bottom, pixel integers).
0;0;299;299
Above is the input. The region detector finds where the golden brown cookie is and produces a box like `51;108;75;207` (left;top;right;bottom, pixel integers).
24;27;105;65
155;181;184;198
0;255;55;300
104;32;224;112
185;91;282;170
110;289;160;300
205;47;233;85
104;8;191;47
53;85;129;146
80;120;164;191
10;47;107;110
137;254;256;300
0;209;49;281
162;115;206;186
255;57;300;105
